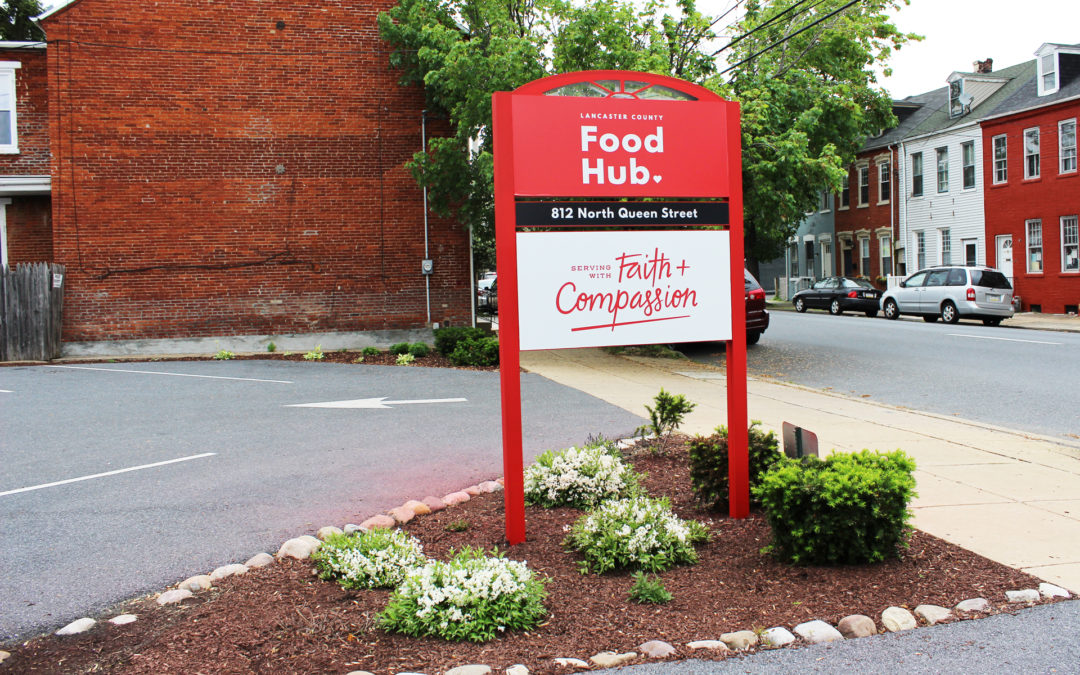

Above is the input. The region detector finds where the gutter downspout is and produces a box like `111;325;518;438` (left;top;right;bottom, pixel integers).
421;110;431;325
890;143;897;276
469;225;476;327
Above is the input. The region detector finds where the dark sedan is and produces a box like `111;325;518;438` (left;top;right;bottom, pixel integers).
793;276;881;317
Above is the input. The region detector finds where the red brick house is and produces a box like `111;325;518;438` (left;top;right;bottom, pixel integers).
20;0;471;342
0;41;51;266
981;43;1080;314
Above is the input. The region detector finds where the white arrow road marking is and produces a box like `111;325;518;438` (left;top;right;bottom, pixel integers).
286;397;468;409
0;453;217;498
0;389;11;393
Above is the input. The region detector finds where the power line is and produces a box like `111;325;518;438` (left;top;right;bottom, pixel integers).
712;0;822;56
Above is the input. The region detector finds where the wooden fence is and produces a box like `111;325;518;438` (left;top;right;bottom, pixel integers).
0;262;66;362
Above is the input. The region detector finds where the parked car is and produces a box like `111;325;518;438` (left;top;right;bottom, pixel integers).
792;276;881;317
880;266;1014;325
745;269;769;345
477;274;496;309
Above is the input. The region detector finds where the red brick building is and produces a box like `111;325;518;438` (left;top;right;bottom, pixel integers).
0;42;51;266
833;144;898;282
23;0;471;342
981;44;1080;314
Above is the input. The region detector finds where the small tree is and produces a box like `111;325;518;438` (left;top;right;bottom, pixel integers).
637;388;696;454
0;0;46;41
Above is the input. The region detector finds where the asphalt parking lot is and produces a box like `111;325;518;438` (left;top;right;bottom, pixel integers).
0;360;644;641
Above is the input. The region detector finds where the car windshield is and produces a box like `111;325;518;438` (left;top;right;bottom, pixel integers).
970;270;1012;289
841;278;873;289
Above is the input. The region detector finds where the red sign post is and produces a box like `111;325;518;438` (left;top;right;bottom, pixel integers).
493;72;748;545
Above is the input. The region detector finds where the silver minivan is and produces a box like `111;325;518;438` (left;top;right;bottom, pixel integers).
880;266;1014;326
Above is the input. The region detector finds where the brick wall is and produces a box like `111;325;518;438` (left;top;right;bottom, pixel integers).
983;101;1080;313
42;0;471;341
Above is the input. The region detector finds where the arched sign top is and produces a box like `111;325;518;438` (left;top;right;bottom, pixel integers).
513;70;723;103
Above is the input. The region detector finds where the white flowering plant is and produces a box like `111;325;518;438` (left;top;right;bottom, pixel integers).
566;496;710;574
311;529;427;590
379;547;548;642
523;442;642;510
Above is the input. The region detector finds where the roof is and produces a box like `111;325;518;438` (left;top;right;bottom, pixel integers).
984;45;1080;119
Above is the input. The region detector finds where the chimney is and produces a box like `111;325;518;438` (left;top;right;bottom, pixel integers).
973;58;993;74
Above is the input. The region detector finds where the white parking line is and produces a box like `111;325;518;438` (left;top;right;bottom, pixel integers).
49;365;293;383
947;333;1062;345
0;453;217;498
0;389;11;393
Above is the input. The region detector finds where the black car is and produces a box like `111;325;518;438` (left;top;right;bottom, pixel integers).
792;276;881;317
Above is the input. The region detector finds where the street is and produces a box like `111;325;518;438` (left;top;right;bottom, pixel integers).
680;311;1080;446
0;361;644;641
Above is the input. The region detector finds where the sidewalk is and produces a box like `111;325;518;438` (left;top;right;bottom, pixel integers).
520;347;1080;593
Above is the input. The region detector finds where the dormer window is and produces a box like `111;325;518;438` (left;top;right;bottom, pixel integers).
949;80;964;118
1040;53;1058;95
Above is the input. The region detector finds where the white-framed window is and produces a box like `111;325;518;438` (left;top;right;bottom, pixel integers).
839;175;850;209
940;228;951;265
1062;215;1079;272
961;141;976;189
877;160;890;203
993;134;1008;184
1039;52;1058;95
936;147;949;193
910;152;923;197
963;239;978;266
1027;219;1043;273
858;236;870;276
819;190;830;212
1024;127;1040;179
858;165;870;206
1060;119;1077;174
949;79;965;118
879;234;892;276
0;62;21;154
916;231;926;269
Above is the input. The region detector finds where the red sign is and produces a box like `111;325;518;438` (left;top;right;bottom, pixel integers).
510;97;732;198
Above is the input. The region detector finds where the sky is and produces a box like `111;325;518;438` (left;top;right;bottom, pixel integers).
700;0;1078;99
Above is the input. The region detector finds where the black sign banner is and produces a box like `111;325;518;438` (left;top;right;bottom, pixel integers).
515;201;729;227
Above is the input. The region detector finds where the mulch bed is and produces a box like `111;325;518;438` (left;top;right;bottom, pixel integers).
4;438;1051;675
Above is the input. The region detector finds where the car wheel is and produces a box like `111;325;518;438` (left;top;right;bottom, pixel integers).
923;315;939;323
829;299;843;315
941;301;959;324
883;299;899;320
864;310;878;318
794;297;806;313
747;331;761;345
983;318;1002;327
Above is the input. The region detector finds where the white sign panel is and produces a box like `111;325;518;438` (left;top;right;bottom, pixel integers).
516;230;731;350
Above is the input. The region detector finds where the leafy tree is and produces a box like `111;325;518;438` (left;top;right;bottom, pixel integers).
378;0;916;273
0;0;46;41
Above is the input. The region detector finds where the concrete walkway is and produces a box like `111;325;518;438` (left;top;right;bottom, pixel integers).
520;347;1080;593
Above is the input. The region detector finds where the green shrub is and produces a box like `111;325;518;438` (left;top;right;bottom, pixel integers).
408;342;431;358
212;349;235;360
629;571;672;604
753;450;918;565
379;548;548;642
311;529;427;590
688;422;783;511
523;442;641;510
448;336;499;367
636;388;695;453
362;346;380;356
266;341;277;353
566;496;710;574
303;345;324;361
396;353;416;366
433;326;489;356
389;342;410;355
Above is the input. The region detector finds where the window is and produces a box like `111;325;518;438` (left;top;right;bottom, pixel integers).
859;237;870;275
858;166;870;205
0;62;20;153
911;152;923;196
820;190;830;212
936;147;949;193
946;268;966;286
878;160;890;202
839;175;850;208
916;231;926;269
940;228;951;265
1060;119;1077;174
1024;127;1040;179
949;80;964;118
1040;53;1058;94
1027;219;1043;273
961;141;975;189
992;135;1008;184
804;239;815;277
964;239;977;266
879;234;892;276
1063;216;1079;272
